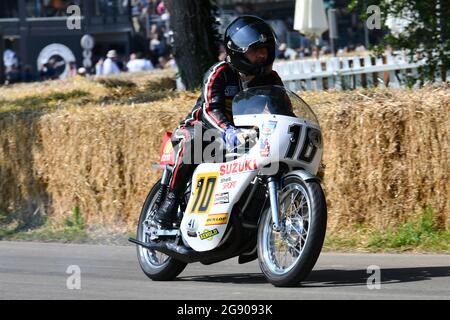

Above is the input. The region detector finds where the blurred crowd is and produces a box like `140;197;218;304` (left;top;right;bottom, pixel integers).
275;42;368;60
2;47;178;85
2;0;375;85
131;0;171;67
94;49;177;77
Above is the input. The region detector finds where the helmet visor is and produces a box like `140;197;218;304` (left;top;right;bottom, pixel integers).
227;21;275;53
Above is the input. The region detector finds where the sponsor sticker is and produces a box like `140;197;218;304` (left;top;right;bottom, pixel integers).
213;192;229;205
219;159;258;176
223;181;237;190
205;213;229;226
199;228;219;241
187;172;219;214
161;140;173;162
262;120;277;136
220;176;232;183
187;218;196;231
260;138;270;157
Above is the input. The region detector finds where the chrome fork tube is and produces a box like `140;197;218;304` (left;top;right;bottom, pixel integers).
267;177;281;232
161;165;173;186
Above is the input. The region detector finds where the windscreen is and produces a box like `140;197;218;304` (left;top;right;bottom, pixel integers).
232;86;319;125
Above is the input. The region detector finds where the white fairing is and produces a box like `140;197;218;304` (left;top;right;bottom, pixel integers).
180;114;323;252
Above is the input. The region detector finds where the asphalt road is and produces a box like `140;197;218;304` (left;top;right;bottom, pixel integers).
0;241;449;300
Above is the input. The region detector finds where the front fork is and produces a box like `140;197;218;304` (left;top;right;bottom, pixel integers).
155;164;173;206
267;177;282;232
143;164;174;231
161;164;173;186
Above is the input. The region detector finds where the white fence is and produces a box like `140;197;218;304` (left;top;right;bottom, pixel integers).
273;53;449;91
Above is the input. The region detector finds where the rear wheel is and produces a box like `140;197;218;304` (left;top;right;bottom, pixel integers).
257;175;327;287
136;181;187;281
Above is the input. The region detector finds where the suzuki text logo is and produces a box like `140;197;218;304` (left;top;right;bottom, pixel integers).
219;159;258;176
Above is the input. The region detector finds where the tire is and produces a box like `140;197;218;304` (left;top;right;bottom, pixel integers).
136;180;187;281
257;175;327;287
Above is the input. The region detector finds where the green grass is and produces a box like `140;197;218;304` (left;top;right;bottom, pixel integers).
367;207;450;251
324;206;450;252
0;79;178;114
2;204;448;251
0;206;88;243
0;90;91;113
8;225;89;243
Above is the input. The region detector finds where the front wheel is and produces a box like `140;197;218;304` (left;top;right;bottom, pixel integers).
257;175;327;287
136;180;187;281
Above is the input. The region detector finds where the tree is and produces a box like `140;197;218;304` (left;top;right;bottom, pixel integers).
350;0;450;84
0;26;4;85
165;0;221;90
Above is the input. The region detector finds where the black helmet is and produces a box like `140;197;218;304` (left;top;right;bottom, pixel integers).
224;16;276;76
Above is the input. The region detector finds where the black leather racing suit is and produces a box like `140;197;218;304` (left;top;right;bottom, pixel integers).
168;61;284;196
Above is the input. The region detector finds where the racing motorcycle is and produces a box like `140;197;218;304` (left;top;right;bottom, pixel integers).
129;86;327;287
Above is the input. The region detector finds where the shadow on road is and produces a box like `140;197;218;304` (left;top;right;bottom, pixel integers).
178;273;267;284
178;266;450;287
303;266;450;288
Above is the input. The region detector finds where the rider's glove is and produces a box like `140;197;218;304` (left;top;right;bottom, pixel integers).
223;126;247;151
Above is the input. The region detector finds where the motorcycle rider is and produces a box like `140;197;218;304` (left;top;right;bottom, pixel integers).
153;16;285;229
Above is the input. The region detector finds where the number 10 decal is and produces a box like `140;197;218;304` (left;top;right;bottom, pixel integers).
285;124;320;163
188;172;219;214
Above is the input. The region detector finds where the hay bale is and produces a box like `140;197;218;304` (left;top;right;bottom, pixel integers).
309;86;450;233
32;94;196;231
1;80;448;234
0;111;48;227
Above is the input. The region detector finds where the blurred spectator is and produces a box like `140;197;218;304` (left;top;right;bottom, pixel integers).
312;46;320;59
127;52;154;72
3;48;18;73
77;67;87;77
276;43;286;59
102;50;121;75
149;33;167;63
132;1;145;33
5;64;21;84
355;44;366;55
296;47;305;59
40;58;57;80
95;58;104;76
150;24;164;39
157;54;176;69
21;65;35;83
304;47;311;57
337;46;349;56
277;43;297;60
156;1;165;15
138;6;149;34
146;0;158;14
157;56;168;69
68;61;78;77
27;0;82;18
47;0;68;17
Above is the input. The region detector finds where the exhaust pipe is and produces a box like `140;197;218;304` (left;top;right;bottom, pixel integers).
129;232;242;265
129;238;200;263
129;214;244;264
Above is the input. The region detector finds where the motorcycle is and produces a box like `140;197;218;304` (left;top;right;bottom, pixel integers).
129;85;327;287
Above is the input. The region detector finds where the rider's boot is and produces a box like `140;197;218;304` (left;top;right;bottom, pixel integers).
152;189;180;229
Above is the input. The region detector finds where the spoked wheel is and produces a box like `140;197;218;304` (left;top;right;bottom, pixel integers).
136;181;186;281
257;174;327;287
